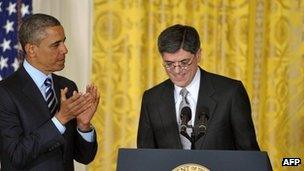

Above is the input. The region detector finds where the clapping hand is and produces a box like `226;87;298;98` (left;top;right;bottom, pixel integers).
55;87;92;125
76;84;100;131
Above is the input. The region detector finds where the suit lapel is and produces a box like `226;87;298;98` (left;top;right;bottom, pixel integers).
52;74;62;108
19;67;51;120
194;69;217;148
158;80;182;149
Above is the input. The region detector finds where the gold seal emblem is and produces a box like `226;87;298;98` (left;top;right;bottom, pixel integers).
172;163;210;171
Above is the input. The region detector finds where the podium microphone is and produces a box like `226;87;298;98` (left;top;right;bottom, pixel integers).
180;106;191;139
197;107;209;139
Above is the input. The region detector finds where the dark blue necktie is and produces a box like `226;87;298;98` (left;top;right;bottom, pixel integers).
44;78;58;116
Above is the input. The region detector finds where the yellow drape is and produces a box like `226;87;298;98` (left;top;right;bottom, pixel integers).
91;0;304;171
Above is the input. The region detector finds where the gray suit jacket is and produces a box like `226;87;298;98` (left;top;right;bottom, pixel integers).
0;66;97;171
137;68;259;150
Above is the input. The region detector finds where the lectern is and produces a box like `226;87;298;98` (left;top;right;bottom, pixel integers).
116;148;272;171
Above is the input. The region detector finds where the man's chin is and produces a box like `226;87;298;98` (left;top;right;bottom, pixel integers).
54;65;65;72
172;80;187;87
60;62;65;68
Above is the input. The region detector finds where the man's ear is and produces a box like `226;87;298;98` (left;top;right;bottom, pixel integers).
24;43;35;59
196;48;202;61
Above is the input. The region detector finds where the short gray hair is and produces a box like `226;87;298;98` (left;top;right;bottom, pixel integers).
19;13;61;52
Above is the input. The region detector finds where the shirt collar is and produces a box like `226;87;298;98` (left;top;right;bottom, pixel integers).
23;59;52;88
174;68;201;101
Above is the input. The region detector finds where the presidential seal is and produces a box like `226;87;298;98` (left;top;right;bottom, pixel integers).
172;163;210;171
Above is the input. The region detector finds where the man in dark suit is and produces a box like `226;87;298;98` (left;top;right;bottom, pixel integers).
0;14;99;170
137;24;259;150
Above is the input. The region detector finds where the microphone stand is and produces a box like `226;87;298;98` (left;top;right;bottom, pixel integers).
180;124;196;149
190;130;196;150
180;124;206;150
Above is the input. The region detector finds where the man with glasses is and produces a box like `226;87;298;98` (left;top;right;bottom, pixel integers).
137;24;259;150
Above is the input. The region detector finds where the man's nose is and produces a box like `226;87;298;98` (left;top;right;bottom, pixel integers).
172;63;182;74
60;43;68;54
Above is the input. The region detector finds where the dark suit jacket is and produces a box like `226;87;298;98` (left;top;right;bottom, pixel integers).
137;68;259;150
0;66;97;171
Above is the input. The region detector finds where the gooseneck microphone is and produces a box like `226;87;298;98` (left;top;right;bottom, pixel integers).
196;107;209;140
179;97;209;149
180;106;192;140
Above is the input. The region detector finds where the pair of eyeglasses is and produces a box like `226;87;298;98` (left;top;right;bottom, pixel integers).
162;56;195;71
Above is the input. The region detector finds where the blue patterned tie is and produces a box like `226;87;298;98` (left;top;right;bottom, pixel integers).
44;78;58;116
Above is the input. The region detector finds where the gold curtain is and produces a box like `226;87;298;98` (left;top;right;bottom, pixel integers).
91;0;304;171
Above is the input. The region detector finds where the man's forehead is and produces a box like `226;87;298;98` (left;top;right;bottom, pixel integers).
40;26;65;41
162;50;194;61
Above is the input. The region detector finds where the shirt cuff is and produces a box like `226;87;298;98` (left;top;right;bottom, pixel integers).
51;116;66;134
77;127;95;142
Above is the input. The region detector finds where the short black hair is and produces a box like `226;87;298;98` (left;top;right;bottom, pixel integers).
157;24;200;54
19;13;61;52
